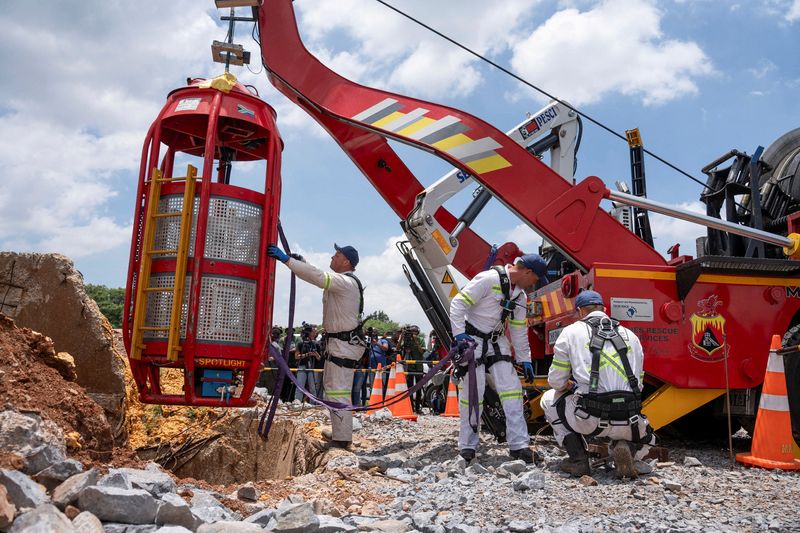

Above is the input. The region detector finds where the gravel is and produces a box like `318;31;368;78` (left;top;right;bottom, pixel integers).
4;402;799;532
308;409;800;532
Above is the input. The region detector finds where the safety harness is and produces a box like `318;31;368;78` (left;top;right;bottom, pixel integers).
259;222;462;441
555;315;650;443
461;266;521;372
326;272;366;346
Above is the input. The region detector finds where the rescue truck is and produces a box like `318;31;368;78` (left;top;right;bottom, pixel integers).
124;0;800;438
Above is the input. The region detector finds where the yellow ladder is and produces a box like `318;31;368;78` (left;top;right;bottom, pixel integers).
131;165;198;361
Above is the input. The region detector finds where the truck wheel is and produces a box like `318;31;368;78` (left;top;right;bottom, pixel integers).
760;128;800;209
782;322;800;348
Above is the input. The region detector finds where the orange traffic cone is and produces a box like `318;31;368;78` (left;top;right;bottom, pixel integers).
389;356;417;421
385;361;396;400
365;364;384;416
442;376;459;417
736;335;800;470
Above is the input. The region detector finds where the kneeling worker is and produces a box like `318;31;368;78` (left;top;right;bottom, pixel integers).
450;254;547;464
541;290;656;478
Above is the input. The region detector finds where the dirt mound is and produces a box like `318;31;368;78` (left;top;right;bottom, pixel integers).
113;329;223;451
0;314;113;460
0;253;127;441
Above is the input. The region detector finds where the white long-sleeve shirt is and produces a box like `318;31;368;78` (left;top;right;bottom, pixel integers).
284;258;363;360
449;266;531;363
548;310;644;394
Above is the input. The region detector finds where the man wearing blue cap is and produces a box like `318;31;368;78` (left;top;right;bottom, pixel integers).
449;253;548;464
541;289;656;479
268;242;364;448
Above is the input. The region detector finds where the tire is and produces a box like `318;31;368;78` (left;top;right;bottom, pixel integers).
424;385;445;415
759;128;800;207
782;323;800;448
782;321;800;347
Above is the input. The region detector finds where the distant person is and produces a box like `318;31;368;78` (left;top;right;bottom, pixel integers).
366;328;387;401
377;330;394;399
268;242;364;449
351;335;371;407
275;328;296;402
398;325;425;414
541;290;656;479
294;322;322;402
449;254;546;464
259;325;283;396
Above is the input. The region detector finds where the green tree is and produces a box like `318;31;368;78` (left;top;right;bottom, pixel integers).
364;310;391;323
363;309;398;336
85;284;125;328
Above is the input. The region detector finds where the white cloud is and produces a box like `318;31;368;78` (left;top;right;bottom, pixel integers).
0;2;227;257
787;0;800;21
271;235;434;330
294;0;541;100
0;114;138;255
503;224;544;251
748;59;778;79
649;200;706;258
508;0;715;106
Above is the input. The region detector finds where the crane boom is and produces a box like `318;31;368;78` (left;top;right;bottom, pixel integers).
256;0;667;278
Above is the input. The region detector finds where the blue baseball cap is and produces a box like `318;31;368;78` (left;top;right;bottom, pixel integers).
334;243;359;268
575;290;604;308
516;253;549;286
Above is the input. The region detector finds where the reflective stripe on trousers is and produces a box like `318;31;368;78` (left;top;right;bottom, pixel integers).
457;360;529;451
323;357;357;441
540;388;655;458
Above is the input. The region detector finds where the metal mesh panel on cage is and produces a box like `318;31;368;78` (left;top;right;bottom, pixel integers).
143;274;189;341
195;276;256;345
153;194;262;265
143;273;255;345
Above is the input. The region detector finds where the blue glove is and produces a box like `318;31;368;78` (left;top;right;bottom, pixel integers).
267;245;289;263
454;333;474;343
521;361;535;381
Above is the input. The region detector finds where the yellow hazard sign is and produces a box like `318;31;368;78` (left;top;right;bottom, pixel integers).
441;271;454;284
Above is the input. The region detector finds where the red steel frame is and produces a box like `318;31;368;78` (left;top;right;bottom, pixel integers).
123;79;283;406
256;0;800;393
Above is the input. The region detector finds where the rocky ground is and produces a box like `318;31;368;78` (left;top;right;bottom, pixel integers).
1;313;799;532
2;396;799;532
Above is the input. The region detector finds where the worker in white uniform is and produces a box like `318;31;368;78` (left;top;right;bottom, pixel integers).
268;243;364;448
449;253;548;464
541;290;656;479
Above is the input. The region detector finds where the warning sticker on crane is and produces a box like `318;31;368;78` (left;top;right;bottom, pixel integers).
440;269;458;299
431;229;452;255
175;98;201;112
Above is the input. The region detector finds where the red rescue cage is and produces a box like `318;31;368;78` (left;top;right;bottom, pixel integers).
123;75;283;406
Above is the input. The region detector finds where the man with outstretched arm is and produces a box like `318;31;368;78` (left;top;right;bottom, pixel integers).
541;290;656;479
267;243;364;449
449;253;548;464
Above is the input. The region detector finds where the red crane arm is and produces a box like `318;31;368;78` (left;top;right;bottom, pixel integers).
257;0;666;272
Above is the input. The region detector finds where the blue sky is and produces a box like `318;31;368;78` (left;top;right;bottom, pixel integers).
1;0;798;329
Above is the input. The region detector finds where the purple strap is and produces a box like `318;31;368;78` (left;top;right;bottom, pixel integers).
464;342;480;432
266;342;460;413
258;222;296;439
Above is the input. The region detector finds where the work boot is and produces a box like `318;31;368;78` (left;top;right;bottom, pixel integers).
559;433;590;477
612;440;637;479
459;448;476;463
509;447;535;464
